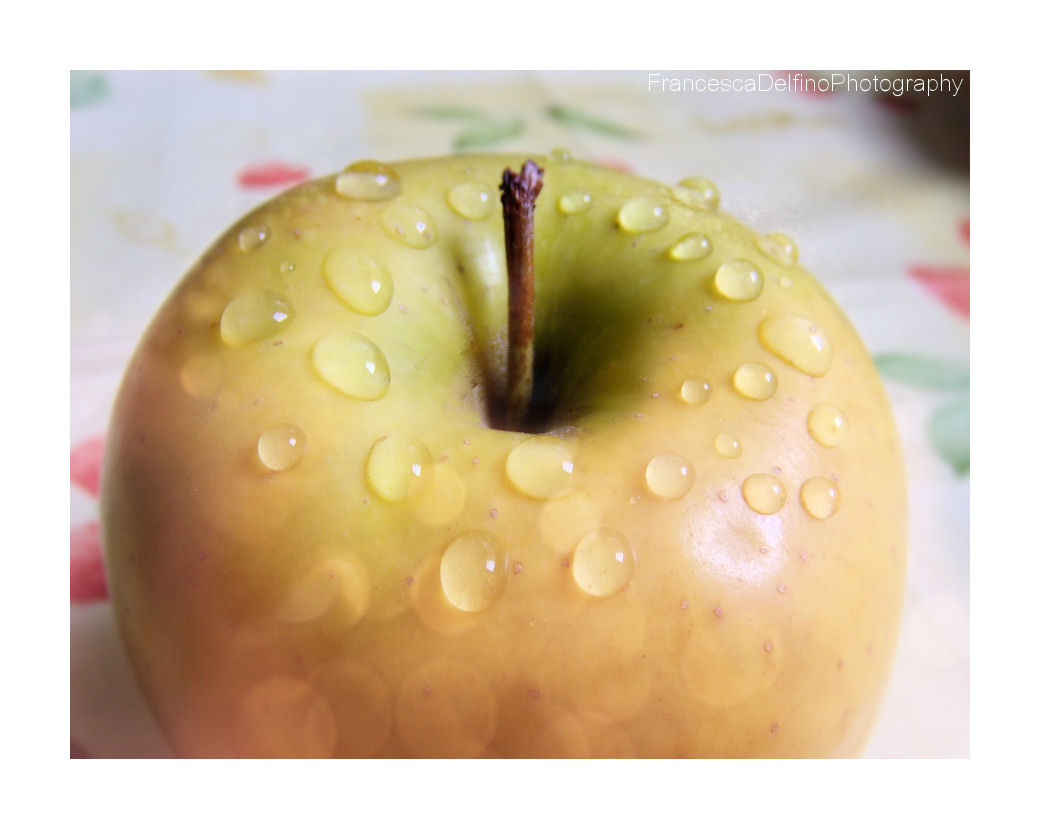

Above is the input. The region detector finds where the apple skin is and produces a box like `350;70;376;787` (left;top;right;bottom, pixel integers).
101;153;907;758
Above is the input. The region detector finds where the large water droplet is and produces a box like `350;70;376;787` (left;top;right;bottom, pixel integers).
258;423;307;471
733;363;777;400
669;232;713;261
742;473;787;515
447;181;494;220
755;232;799;266
335;160;402;201
714;433;742;458
758;315;833;376
800;477;841;519
237;224;270;252
322;247;393;315
220;292;294;345
379;202;438;248
505;436;575;499
617;197;669;232
365;434;431;502
572;528;635;597
679;377;712;404
714;259;763;301
807;403;848;447
557;189;592;215
671;176;720;211
645;453;694;499
440;532;508;612
311;332;390;400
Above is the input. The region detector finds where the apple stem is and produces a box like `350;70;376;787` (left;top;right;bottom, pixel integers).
498;160;545;431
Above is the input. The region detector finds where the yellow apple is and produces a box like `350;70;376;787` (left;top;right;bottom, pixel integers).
101;153;907;757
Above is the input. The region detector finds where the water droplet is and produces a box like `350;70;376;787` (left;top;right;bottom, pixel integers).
800;476;841;519
311;332;390;400
237;224;270;251
365;434;431;502
779;275;794;288
447;181;495;220
756;232;799;266
672;176;720;211
742;473;787;515
668;232;712;261
758;315;833;376
645;453;694;499
322;247;393;315
440;532;508;612
617;197;669;232
572;528;635;597
505;436;575;500
279;261;295;274
714;433;742;458
279;550;370;626
679;377;712;404
258;423;307;471
714;259;763;301
334;160;402;201
807;404;848;447
220;292;294;345
550;147;573;162
236;677;337;758
733;363;777;400
179;354;222;398
557;189;592;215
379;202;438;248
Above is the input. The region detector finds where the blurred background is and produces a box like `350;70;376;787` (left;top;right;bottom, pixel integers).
70;70;969;758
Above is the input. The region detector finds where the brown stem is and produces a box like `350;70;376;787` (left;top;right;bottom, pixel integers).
498;160;544;431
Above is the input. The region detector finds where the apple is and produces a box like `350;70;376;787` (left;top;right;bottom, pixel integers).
101;152;907;757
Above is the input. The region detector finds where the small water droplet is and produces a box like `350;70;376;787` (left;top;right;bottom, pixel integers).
335;160;402;201
668;232;713;261
779;275;794;288
237;224;270;252
679;377;712;404
557;189;592;215
379;202;438;248
807;404;848;447
645;453;694;499
617;197;669;232
672;176;720;211
279;261;295;274
505;436;575;499
311;332;390;400
365;434;432;502
742;473;787;515
447;181;494;220
755;232;799;266
179;354;222;398
572;528;634;597
220;292;294;345
759;315;833;376
440;532;507;612
714;259;763;301
800;476;842;519
322;247;394;315
550;147;573;162
258;423;307;471
714;433;742;458
733;363;777;400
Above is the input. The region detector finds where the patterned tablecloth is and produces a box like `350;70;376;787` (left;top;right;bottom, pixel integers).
70;70;969;758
